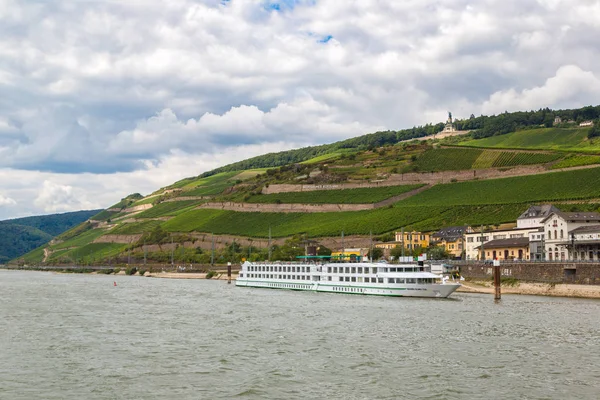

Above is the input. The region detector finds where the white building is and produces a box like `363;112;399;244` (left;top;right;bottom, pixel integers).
542;212;600;260
465;205;559;260
464;226;538;260
517;204;561;229
579;120;594;127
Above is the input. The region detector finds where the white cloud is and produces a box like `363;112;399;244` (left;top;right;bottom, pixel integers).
33;180;96;213
0;194;16;207
0;0;600;218
482;65;600;115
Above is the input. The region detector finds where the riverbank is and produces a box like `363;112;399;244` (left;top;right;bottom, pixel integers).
458;280;600;299
147;272;600;299
146;271;234;280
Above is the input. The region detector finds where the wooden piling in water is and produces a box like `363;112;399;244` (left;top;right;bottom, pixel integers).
493;263;501;300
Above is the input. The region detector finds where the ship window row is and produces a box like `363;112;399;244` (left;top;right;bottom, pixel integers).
328;267;378;274
267;283;311;290
324;266;422;274
388;278;434;284
248;266;310;273
338;277;384;283
247;274;310;280
333;286;365;294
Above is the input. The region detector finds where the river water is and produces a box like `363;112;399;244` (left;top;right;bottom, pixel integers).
0;270;599;399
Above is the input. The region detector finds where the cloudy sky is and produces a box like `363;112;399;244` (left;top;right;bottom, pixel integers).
1;0;600;220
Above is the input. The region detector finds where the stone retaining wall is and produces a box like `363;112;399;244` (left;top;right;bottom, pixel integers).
460;262;600;285
263;165;600;194
198;185;430;213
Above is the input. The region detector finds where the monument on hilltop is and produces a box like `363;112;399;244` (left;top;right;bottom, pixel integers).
443;111;456;133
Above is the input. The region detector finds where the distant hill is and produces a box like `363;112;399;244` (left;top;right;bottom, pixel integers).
0;210;101;263
18;104;600;266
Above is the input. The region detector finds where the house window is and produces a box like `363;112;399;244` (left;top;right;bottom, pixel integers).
467;237;473;243
560;230;564;239
554;230;557;239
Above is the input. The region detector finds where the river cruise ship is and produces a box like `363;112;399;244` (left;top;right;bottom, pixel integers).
236;258;460;298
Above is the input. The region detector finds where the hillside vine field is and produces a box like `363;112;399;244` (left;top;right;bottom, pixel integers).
399;167;600;206
458;127;600;152
412;148;482;171
158;204;528;238
135;201;200;218
413;148;562;171
246;184;424;204
551;155;600;169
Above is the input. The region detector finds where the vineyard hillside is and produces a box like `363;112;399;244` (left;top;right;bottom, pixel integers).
15;105;600;266
458;127;600;152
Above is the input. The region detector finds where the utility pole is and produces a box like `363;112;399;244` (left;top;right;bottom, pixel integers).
341;230;345;261
128;243;131;265
170;235;174;267
480;225;485;261
401;227;405;259
211;233;215;266
268;226;272;261
143;238;147;266
369;230;373;262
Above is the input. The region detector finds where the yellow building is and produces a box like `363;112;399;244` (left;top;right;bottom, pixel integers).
475;237;530;260
431;226;467;259
331;248;369;261
395;231;431;250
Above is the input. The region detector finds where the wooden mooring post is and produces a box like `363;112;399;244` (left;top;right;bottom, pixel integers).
493;260;501;300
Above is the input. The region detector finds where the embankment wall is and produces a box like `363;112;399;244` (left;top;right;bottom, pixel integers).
460;262;600;285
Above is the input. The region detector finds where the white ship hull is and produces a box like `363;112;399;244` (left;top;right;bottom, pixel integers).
236;261;460;298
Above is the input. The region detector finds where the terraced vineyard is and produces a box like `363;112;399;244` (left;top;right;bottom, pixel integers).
414;148;562;171
551;155;600;169
158;203;527;238
472;151;501;169
135;201;200;218
491;152;561;167
459;127;600;152
49;243;127;263
412;148;482;171
400;167;600;206
109;220;163;235
246;184;424;204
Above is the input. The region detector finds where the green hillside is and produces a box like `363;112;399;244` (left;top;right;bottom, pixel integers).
18;105;600;266
458;127;600;153
0;210;101;263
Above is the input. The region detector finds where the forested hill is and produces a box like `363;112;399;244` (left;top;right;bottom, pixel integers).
193;104;600;181
0;210;101;264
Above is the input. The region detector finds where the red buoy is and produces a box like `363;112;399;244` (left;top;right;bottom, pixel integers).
113;281;117;286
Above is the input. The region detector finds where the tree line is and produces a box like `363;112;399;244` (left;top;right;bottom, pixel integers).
198;104;600;177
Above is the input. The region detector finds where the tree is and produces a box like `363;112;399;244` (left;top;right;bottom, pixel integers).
367;248;383;260
427;246;450;260
317;245;332;256
390;245;407;260
588;123;600;139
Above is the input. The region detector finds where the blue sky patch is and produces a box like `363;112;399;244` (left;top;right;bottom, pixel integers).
264;0;315;12
319;34;333;43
